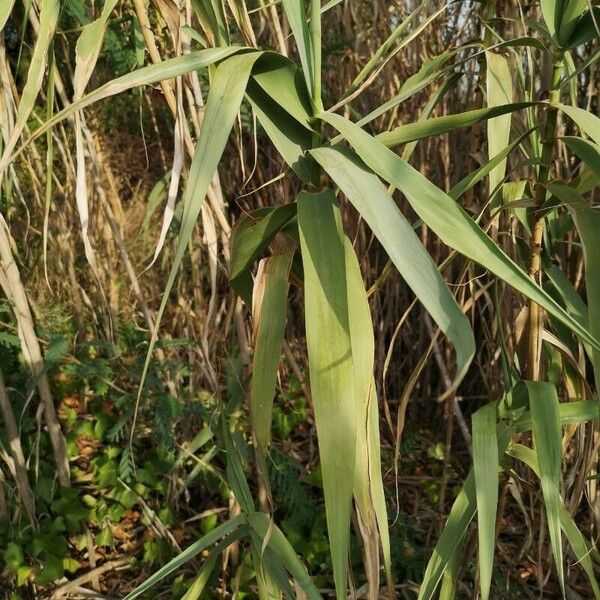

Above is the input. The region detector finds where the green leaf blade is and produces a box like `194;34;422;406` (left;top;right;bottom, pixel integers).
311;145;475;393
318;111;600;354
472;403;499;600
527;381;564;595
298;190;356;600
251;252;293;455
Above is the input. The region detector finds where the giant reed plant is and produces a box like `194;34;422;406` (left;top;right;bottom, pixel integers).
2;1;600;598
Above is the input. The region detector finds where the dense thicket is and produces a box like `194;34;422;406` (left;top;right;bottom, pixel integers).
1;1;600;599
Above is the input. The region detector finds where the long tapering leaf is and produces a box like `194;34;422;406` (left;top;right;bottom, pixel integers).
280;0;314;99
298;190;356;600
472;403;499;600
222;419;255;515
357;49;458;127
344;237;391;589
0;0;59;180
311;145;474;393
558;0;587;46
558;103;600;146
515;400;599;432
249;530;291;600
377;103;534;148
449;128;536;200
251;252;293;455
248;512;323;600
563;136;600;178
0;0;15;33
569;201;600;386
122;514;247;600
526;381;564;595
319;111;600;353
541;0;565;40
74;0;120;97
135;52;261;430
566;7;600;49
181;528;248;600
419;426;514;600
72;0;120;273
3;47;243;173
545;181;598;371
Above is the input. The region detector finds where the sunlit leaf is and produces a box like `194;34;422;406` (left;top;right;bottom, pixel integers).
298;189;356;599
318;111;600;353
526;381;564;595
472;402;499;600
311;145;474;393
251;252;293;455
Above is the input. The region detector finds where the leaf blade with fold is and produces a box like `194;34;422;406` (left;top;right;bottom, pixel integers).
318;111;600;353
229;204;297;304
527;381;564;595
311;145;474;393
298;190;356;600
344;237;391;588
135;51;262;425
248;512;323;600
251;252;293;456
472;403;499;600
246;81;316;182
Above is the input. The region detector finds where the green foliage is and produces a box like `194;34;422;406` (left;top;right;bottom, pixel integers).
0;323;219;590
2;0;600;598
